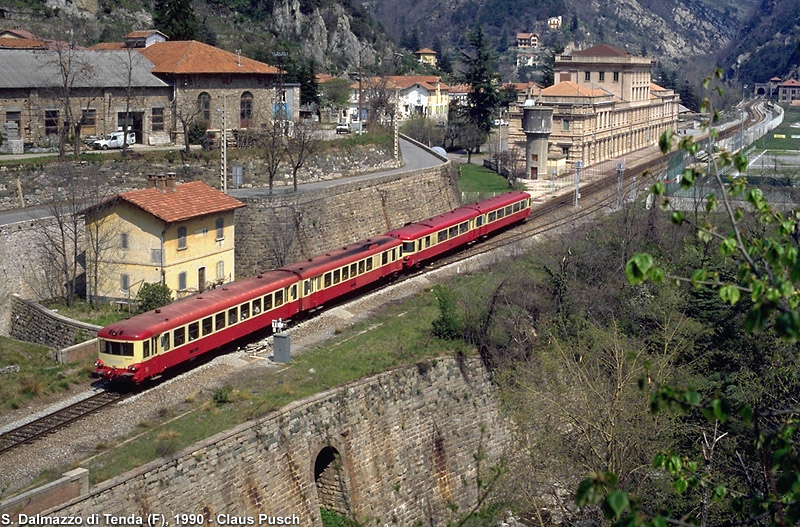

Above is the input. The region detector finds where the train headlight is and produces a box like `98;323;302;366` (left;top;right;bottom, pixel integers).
95;360;104;368
128;365;138;372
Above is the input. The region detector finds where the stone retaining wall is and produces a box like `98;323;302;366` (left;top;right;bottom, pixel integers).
9;294;100;350
43;358;509;526
235;163;459;274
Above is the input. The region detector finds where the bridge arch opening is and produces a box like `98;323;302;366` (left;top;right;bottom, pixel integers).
314;446;351;516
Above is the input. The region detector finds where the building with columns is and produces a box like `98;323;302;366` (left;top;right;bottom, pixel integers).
508;44;679;171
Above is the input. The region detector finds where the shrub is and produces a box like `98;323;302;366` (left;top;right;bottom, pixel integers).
136;282;172;313
431;285;462;340
188;122;206;145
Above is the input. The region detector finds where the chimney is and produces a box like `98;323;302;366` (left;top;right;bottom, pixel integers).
166;172;177;191
146;174;157;189
155;174;167;192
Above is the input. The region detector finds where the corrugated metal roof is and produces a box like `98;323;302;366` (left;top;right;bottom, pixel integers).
0;49;169;88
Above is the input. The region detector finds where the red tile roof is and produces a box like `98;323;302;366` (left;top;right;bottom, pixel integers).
113;181;245;223
126;30;165;39
0;37;46;49
541;81;608;97
138;41;279;75
572;44;630;57
89;42;126;50
415;48;437;55
780;79;800;87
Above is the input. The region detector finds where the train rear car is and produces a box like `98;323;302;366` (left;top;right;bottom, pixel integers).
95;270;299;383
466;191;531;237
279;236;403;311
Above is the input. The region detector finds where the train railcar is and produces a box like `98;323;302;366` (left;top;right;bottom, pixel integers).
95;270;299;382
279;236;403;311
386;191;531;268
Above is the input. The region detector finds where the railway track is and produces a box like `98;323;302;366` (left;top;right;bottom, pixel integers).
0;390;130;455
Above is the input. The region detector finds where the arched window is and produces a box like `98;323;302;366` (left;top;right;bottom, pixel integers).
197;92;211;127
240;92;253;128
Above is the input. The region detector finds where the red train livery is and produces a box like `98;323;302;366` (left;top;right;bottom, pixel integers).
95;191;531;382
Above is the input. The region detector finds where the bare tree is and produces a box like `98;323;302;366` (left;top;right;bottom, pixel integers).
83;176;122;308
264;203;304;267
285;120;320;191
364;76;396;125
174;79;204;154
261;120;287;195
46;42;96;157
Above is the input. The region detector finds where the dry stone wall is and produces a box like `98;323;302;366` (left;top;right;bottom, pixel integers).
45;358;510;526
9;295;100;350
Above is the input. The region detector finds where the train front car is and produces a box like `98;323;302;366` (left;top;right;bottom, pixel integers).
96;269;300;384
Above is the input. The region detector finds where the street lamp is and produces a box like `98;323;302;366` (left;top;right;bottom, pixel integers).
739;84;747;154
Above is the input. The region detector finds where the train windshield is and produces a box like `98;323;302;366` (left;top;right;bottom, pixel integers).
102;340;134;356
402;241;415;253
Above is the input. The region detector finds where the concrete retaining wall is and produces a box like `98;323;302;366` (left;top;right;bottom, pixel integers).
0;469;89;518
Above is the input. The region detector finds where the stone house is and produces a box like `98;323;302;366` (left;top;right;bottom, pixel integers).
0;48;172;146
0;29;299;147
778;79;800;104
81;175;245;304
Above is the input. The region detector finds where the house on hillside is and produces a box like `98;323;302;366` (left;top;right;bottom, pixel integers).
414;48;437;67
778;79;800;103
345;75;451;124
81;175;245;304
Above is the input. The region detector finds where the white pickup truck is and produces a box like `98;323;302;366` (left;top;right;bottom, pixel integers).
92;131;136;150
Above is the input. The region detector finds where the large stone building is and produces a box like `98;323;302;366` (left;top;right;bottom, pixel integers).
82;175;245;303
0;29;298;147
510;43;679;171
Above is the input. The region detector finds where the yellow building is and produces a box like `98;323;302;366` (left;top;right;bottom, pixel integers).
414;48;438;67
83;175;245;304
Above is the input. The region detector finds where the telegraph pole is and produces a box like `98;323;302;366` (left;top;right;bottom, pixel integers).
615;162;625;209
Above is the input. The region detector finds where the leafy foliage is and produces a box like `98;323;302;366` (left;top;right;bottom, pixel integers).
153;0;198;40
431;284;462;340
136;282;172;313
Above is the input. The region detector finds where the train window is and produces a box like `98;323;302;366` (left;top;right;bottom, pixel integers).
252;298;261;315
505;206;512;215
304;280;313;295
228;308;237;325
174;327;185;347
342;266;349;280
143;340;150;358
161;333;171;351
366;257;373;272
476;216;484;227
188;322;199;341
290;285;297;300
240;303;249;320
264;294;273;310
526;198;531;207
333;269;340;284
438;230;447;243
513;202;521;212
488;211;496;222
351;263;358;276
324;273;332;288
275;290;284;306
449;226;458;238
425;236;431;248
459;222;468;234
392;248;397;261
417;240;423;252
121;343;133;356
381;251;388;265
202;317;213;336
215;312;226;330
358;260;365;274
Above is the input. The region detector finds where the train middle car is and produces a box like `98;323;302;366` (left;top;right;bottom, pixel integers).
385;191;531;268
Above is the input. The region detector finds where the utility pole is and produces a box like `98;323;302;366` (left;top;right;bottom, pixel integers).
615;162;625;209
574;160;583;207
220;94;227;193
358;46;364;135
739;84;747;155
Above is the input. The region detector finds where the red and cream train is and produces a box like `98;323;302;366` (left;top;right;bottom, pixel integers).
94;191;531;383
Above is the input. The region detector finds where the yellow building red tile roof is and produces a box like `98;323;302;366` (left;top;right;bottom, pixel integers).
117;181;245;223
138;41;279;75
414;48;437;55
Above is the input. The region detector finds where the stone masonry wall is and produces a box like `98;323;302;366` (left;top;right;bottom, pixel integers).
9;295;100;350
235;163;460;275
45;358;510;526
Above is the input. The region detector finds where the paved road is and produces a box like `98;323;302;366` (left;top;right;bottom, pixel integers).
0;137;445;227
